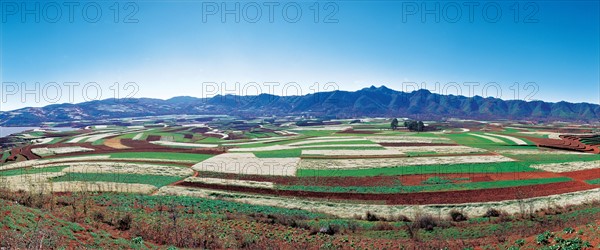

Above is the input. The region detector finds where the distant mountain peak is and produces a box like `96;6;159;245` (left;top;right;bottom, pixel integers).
0;86;598;126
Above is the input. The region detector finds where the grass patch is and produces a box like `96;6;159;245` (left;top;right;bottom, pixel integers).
405;151;438;156
1;151;9;162
586;178;600;185
52;173;182;187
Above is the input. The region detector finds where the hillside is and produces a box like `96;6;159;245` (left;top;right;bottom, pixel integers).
1;86;598;126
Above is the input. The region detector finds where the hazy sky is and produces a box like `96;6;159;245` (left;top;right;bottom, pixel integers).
1;0;599;111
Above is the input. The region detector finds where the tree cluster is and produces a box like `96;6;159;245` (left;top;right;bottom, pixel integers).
404;120;425;132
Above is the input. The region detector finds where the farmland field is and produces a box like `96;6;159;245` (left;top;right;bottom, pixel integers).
1;118;599;249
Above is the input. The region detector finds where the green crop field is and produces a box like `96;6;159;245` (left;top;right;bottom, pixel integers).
297;161;541;177
278;177;572;194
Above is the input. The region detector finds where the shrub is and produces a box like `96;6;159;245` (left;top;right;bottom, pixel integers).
319;224;339;235
535;231;553;245
412;213;438;231
373;222;394;231
131;236;143;245
449;210;468;222
484;208;501;218
365;211;383;221
514;239;525;246
563;227;575;234
116;214;132;231
92;211;104;222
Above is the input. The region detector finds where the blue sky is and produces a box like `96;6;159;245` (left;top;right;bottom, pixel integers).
1;0;599;111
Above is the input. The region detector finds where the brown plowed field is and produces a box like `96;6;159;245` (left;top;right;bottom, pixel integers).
104;137;131;149
177;180;595;205
560;169;600;181
195;171;565;187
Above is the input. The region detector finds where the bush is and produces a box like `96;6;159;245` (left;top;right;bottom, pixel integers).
373;222;394;231
563;227;575;234
319;224;339;235
92;211;104;222
412;213;438;231
116;214;132;231
483;208;501;218
449;210;468;222
535;231;553;245
365;211;384;221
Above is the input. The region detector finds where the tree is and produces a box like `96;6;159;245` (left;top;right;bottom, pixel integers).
391;118;399;130
417;121;425;132
404;120;425;132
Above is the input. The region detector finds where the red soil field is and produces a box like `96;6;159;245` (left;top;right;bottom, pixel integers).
195;171;566;187
524;135;599;154
560;168;600;181
177;180;595;205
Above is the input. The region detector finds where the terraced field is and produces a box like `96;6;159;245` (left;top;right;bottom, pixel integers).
2;123;598;213
1;121;599;248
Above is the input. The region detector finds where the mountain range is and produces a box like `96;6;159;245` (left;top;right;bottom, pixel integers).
1;86;598;126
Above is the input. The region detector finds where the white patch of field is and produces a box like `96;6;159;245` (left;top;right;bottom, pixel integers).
62;162;194;177
288;138;368;146
127;126;145;129
192;153;298;176
33;138;55;145
132;133;144;140
519;131;561;139
548;133;562;139
85;133;119;143
368;136;451;144
290;126;352;131
302;149;403;156
184;177;274;189
0;156;112;171
0;173;156;194
31;146;94;156
274;130;298;136
52;182;157;194
299;155;514;170
469;133;505;143
530;161;600;172
155;186;600;220
229;144;383;152
150;141;218;148
386;146;487;154
484;133;528;145
222;137;293;146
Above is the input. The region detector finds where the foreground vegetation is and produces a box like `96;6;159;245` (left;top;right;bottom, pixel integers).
1;190;599;249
